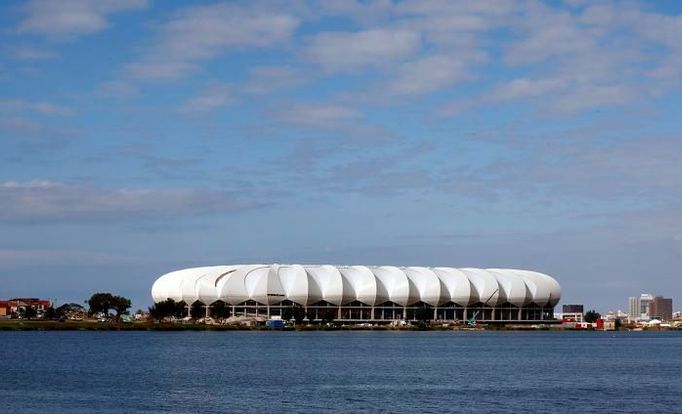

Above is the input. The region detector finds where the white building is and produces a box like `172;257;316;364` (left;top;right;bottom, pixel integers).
640;293;654;321
151;264;561;323
628;296;640;322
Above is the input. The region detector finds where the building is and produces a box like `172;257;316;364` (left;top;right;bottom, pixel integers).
151;265;561;323
649;296;673;321
640;293;654;321
562;304;583;313
605;310;629;321
628;296;640;321
0;301;9;317
0;298;52;317
603;319;618;331
561;304;584;323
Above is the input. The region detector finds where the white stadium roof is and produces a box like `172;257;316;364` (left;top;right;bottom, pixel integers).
151;264;561;308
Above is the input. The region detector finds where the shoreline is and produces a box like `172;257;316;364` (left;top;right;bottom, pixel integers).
1;320;679;332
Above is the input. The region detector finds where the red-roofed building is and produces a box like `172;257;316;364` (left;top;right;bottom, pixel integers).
0;298;52;317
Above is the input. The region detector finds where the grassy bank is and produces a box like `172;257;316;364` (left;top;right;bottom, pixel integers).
3;320;676;332
0;320;253;331
0;320;488;331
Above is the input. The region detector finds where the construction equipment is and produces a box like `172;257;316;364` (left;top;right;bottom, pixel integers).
466;288;499;326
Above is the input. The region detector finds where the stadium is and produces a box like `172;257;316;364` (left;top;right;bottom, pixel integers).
151;264;561;323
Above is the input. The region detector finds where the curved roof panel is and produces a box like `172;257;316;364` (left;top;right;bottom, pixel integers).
339;266;379;306
511;269;552;306
487;269;530;307
460;268;501;306
372;266;412;306
305;265;346;305
432;267;472;306
404;267;443;306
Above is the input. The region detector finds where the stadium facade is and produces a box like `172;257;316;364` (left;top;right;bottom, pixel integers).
151;264;561;323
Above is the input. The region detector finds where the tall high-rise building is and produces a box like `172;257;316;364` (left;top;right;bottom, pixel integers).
640;293;654;320
628;296;640;321
649;296;673;321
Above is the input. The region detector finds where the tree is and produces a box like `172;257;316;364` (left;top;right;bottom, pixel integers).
56;303;84;318
111;296;131;319
584;310;601;323
22;306;37;320
87;293;131;320
415;307;433;323
282;305;306;323
147;303;164;321
281;307;293;321
319;309;336;324
190;301;204;319
148;299;185;321
87;293;115;316
211;301;231;320
43;306;56;320
293;306;306;323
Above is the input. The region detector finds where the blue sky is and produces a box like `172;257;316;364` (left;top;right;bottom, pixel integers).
1;0;681;312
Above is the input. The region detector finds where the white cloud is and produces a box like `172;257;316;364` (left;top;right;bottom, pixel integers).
0;180;259;223
506;24;595;66
305;29;421;72
545;84;636;114
395;0;517;17
127;3;299;81
579;4;618;26
395;0;516;35
275;104;364;128
110;1;682;115
631;11;682;85
243;66;307;95
7;44;56;60
429;2;682;117
310;0;394;20
504;3;595;65
125;61;197;81
17;0;148;38
0;118;47;137
0;99;73;116
386;54;477;96
485;78;568;102
96;80;140;99
178;84;233;113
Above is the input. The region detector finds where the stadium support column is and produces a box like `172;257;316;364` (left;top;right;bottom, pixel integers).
205;304;210;319
434;306;437;321
518;307;522;321
266;305;270;319
463;308;468;322
403;306;407;320
371;306;375;320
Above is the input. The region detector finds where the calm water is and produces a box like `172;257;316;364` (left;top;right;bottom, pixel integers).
1;331;680;413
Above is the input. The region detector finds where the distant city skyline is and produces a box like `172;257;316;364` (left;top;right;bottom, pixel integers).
1;1;682;311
